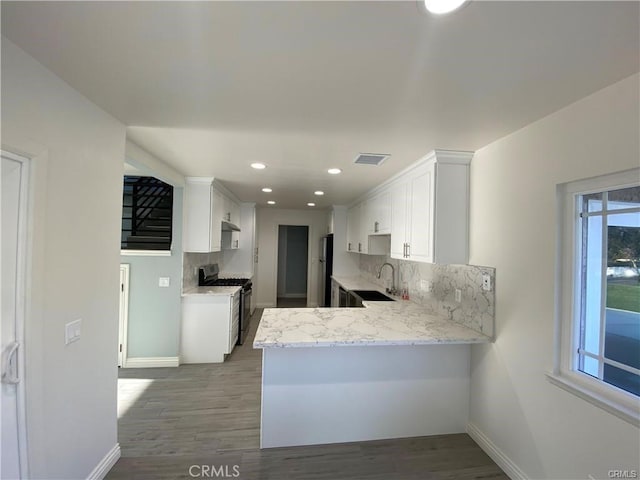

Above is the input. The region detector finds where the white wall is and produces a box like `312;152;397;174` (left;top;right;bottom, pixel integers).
468;73;640;479
256;208;329;307
125;139;185;187
121;190;183;360
1;38;125;478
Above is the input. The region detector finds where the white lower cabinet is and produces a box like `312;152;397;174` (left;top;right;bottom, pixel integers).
181;291;240;364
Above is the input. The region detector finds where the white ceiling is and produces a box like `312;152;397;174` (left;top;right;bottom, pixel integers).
2;1;638;208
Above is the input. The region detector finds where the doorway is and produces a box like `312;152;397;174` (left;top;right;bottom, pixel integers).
276;225;309;308
1;151;30;478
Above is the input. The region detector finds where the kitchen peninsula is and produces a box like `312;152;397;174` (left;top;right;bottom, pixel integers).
253;277;492;449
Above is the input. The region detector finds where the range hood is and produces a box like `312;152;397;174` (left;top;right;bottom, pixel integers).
221;220;241;232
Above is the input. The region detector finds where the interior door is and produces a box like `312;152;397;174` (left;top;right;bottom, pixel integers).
1;152;28;479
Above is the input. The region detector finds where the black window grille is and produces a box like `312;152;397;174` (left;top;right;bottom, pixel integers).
121;176;173;251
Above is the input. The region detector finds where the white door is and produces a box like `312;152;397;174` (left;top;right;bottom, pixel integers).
118;265;130;368
1;152;29;479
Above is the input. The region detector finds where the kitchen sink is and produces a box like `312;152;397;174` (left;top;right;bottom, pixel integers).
350;290;395;302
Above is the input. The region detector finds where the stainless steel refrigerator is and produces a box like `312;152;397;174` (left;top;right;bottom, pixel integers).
319;234;334;307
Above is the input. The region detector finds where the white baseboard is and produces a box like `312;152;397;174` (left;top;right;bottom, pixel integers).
86;443;120;480
467;422;528;480
124;356;179;368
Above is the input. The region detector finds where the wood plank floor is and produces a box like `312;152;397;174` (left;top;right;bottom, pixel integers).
107;309;508;480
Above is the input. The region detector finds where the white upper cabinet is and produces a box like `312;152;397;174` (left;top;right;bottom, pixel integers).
184;177;221;253
366;190;391;235
346;200;391;255
390;150;472;264
346;204;360;253
210;187;224;250
222;195;240;225
390;180;409;259
184;177;243;253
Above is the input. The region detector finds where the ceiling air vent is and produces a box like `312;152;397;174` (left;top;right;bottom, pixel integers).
353;153;390;166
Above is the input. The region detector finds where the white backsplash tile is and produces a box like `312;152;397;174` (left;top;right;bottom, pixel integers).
359;255;495;337
182;252;222;291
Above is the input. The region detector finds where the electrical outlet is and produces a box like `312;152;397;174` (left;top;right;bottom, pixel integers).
455;288;462;303
482;272;492;292
159;277;170;287
420;280;433;292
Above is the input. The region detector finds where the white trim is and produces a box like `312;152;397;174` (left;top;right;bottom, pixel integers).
118;265;130;368
466;423;528;480
120;249;171;257
86;444;121;480
561;168;639;195
546;372;639;427
2;150;32;478
123;357;180;368
554;168;640;427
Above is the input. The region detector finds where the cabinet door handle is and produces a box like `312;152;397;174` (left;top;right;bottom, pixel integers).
403;243;408;258
348;242;351;251
358;242;362;252
407;243;411;258
374;221;379;233
2;342;20;385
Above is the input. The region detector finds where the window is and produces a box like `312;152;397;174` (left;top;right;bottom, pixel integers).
551;169;640;425
121;175;173;253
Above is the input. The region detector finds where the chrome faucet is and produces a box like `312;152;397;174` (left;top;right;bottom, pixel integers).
377;262;397;295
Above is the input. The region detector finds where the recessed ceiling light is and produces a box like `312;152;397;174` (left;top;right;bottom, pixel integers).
424;0;468;15
251;162;266;170
327;168;341;175
314;191;324;196
262;187;273;193
307;202;316;207
267;200;276;205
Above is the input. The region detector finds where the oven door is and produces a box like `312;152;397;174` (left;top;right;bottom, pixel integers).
237;287;252;345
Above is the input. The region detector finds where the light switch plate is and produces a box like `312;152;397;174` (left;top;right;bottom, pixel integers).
65;319;81;345
159;277;170;287
455;289;462;303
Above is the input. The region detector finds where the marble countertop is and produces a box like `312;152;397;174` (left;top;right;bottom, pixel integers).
253;276;491;348
182;286;241;296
